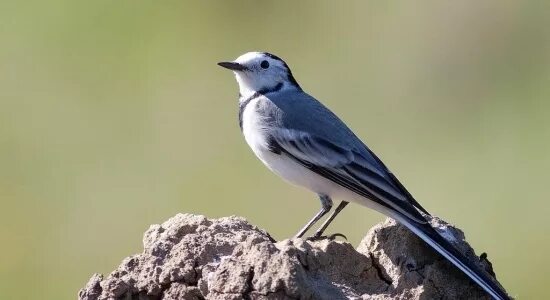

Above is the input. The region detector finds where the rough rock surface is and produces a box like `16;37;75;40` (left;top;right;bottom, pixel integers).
79;214;507;300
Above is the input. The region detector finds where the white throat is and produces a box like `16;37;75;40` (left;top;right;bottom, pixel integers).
236;74;256;99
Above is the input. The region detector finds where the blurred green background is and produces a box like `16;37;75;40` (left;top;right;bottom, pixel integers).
1;1;548;299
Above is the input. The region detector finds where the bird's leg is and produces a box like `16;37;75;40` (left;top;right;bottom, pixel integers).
312;201;349;238
294;195;332;238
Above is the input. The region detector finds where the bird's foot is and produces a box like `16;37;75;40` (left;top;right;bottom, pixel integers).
306;233;347;241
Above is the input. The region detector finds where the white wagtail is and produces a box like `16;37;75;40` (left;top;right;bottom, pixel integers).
218;52;508;300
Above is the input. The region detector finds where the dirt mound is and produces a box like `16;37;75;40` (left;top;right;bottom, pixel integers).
79;213;505;299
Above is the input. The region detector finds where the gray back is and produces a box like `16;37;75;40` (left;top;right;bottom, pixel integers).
263;88;387;171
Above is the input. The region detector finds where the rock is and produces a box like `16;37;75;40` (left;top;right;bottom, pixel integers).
78;213;507;300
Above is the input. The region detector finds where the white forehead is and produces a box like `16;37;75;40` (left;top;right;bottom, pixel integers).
234;52;266;64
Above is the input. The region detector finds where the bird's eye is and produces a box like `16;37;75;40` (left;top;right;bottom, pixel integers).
260;60;270;69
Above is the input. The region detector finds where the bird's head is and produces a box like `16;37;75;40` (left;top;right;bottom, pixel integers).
218;52;300;97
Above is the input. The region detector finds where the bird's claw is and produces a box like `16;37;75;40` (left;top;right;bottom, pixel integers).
306;232;348;241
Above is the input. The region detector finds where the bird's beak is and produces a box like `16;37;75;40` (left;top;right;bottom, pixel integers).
217;61;248;71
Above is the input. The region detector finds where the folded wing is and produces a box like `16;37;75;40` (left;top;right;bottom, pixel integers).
267;128;428;224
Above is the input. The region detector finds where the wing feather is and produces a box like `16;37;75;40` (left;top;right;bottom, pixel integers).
268;128;428;224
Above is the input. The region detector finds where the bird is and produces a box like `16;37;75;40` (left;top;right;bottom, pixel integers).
218;51;509;300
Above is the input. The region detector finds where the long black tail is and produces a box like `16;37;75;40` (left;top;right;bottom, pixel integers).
394;214;510;300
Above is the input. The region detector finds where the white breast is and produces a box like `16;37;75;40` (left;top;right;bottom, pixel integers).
242;96;300;179
241;97;270;157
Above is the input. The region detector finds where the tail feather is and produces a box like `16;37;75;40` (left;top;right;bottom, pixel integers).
395;215;510;300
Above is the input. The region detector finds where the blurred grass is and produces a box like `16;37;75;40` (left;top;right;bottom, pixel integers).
0;1;549;299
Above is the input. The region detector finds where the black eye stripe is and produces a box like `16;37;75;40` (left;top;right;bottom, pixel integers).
260;60;270;69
